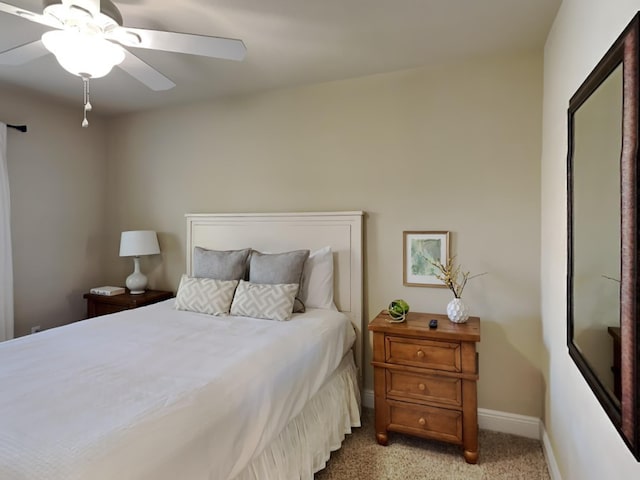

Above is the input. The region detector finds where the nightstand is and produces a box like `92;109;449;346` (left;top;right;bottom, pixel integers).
83;289;173;318
368;310;481;463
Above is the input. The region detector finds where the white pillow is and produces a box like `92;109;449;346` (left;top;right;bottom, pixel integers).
175;275;238;316
299;246;337;310
230;280;298;321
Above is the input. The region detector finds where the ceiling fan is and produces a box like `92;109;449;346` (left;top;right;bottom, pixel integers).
0;0;246;126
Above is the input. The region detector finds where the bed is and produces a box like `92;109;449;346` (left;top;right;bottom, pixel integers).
0;211;364;480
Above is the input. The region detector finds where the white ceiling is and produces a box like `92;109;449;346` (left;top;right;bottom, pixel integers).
0;0;561;115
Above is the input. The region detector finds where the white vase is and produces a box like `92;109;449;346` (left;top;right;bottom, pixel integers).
447;298;469;323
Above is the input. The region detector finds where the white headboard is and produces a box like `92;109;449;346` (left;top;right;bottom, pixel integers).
185;211;364;381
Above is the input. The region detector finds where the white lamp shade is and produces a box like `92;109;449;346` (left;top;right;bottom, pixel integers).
119;231;160;257
42;30;125;79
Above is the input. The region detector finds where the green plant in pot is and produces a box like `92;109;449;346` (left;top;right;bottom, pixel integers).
387;299;410;323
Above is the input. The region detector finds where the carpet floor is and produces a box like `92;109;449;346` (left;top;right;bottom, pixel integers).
315;409;551;480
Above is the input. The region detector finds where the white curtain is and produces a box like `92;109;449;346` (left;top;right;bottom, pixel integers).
0;123;13;341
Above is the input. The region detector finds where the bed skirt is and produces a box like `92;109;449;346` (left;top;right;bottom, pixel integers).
234;353;361;480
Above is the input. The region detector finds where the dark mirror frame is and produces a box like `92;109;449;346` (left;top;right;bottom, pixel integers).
567;12;640;460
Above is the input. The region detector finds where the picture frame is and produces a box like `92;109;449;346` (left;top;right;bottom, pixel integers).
403;231;450;287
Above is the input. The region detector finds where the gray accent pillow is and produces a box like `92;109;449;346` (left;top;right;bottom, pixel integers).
249;250;310;312
249;250;310;284
193;247;251;280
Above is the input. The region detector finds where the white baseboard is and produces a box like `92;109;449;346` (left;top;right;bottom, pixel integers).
477;407;540;439
540;422;562;480
361;389;562;479
362;388;374;409
480;408;562;479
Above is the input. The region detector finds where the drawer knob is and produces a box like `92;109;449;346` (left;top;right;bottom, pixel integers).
418;417;426;426
418;383;426;391
416;349;425;358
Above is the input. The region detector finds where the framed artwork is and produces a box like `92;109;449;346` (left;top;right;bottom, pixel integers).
403;231;450;287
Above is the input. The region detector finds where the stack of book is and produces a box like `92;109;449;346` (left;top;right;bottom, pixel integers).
90;286;125;296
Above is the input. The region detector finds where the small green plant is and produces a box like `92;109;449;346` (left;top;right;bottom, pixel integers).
387;299;410;321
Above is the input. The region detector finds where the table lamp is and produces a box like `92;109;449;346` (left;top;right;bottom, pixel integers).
119;230;160;294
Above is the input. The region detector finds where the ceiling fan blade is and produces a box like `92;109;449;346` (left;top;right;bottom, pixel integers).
117;50;175;91
0;1;62;29
110;27;246;61
0;39;49;65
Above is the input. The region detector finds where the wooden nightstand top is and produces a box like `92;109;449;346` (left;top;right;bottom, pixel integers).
368;310;480;343
83;289;174;307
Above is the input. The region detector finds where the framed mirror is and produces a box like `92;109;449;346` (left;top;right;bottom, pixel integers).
567;12;639;460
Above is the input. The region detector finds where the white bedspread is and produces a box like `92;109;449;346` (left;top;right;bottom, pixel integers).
0;300;355;480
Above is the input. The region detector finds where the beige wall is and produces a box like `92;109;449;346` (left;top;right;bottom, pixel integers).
542;0;640;478
0;84;108;337
105;51;543;416
7;2;640;472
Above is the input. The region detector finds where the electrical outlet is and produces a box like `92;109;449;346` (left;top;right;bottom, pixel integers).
31;326;41;334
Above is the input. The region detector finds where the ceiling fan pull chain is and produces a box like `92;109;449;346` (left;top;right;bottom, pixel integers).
85;77;92;112
81;76;91;128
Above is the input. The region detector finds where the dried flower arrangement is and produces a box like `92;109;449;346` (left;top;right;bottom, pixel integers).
426;256;486;298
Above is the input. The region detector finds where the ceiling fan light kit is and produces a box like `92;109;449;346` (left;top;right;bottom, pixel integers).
0;0;247;127
41;30;125;79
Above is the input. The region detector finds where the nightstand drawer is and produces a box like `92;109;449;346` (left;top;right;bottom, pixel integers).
386;336;461;372
93;302;131;317
387;370;462;407
389;401;462;444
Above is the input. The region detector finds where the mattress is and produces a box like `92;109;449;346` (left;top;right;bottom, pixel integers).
0;299;356;480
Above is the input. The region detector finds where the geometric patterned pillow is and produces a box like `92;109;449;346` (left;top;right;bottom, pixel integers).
230;280;298;321
175;275;238;316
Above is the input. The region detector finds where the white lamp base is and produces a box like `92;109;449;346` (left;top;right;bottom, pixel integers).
126;257;148;294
